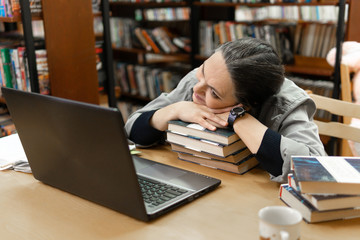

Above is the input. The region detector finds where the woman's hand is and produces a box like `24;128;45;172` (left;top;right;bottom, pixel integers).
173;101;229;131
150;101;243;132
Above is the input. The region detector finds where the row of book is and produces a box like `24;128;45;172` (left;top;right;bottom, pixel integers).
0;0;42;17
199;20;336;61
0;47;49;96
234;5;346;22
110;17;137;49
110;0;183;3
167;120;258;174
0;0;19;17
200;0;327;3
114;61;186;100
135;26;191;54
280;156;360;223
199;21;294;63
294;23;336;58
110;17;190;54
141;7;190;21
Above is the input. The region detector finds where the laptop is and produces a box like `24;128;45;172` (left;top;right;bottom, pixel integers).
2;87;221;222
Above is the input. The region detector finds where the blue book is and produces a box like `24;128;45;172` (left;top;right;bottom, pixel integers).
291;156;360;195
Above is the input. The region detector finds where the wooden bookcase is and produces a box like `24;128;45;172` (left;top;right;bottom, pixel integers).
0;0;100;104
192;0;360;77
105;0;360;106
0;0;100;105
0;0;40;103
107;0;193;106
41;0;99;104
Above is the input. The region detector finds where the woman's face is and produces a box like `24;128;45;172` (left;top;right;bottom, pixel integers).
193;51;237;109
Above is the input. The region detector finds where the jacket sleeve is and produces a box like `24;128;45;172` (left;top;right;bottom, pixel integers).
271;99;326;183
124;69;197;147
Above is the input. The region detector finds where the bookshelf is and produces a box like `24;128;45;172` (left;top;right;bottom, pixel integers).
0;0;40;103
192;0;360;78
106;0;193;113
41;0;99;104
1;0;100;105
99;0;360;120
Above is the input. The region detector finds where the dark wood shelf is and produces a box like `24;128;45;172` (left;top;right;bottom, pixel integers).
113;47;190;59
193;1;348;7
285;65;333;77
110;1;188;7
120;92;152;103
0;12;42;22
286;55;334;77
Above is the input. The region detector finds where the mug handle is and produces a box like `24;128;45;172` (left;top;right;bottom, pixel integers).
280;231;289;240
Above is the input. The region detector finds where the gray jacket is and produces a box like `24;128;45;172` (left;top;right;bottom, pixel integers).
125;69;326;182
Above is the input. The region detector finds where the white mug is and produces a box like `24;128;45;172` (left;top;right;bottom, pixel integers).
258;206;302;240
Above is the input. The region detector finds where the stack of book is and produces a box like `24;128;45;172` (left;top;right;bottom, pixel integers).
279;156;360;223
166;120;258;174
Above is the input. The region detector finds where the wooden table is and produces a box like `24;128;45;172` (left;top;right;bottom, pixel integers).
1;145;359;240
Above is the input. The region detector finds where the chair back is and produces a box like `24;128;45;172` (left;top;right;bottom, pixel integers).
309;93;360;143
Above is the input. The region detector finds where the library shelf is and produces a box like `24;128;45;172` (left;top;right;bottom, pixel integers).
113;47;190;59
0;12;42;23
109;2;189;7
193;1;348;7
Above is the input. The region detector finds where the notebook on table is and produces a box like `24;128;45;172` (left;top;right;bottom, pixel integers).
2;87;221;222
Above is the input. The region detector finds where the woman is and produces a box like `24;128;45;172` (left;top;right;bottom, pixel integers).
125;37;326;183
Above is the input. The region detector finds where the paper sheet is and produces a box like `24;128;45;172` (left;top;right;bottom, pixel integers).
0;134;28;170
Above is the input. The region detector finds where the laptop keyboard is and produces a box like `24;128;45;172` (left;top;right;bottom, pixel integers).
138;176;188;207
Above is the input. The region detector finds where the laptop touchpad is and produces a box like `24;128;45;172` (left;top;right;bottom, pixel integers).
138;163;187;181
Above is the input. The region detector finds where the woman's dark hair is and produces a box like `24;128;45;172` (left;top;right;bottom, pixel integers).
216;37;285;109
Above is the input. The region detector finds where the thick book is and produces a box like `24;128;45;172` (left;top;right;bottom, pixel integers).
279;184;360;223
168;120;240;145
177;152;258;175
291;156;360;195
287;173;360;211
166;131;246;157
170;143;251;164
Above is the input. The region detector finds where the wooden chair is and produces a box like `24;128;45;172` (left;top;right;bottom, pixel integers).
339;64;353;155
309;93;360;155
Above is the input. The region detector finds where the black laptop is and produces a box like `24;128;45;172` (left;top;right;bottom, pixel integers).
2;87;221;221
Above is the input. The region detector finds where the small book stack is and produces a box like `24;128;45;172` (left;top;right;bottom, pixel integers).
279;156;360;223
166;120;258;174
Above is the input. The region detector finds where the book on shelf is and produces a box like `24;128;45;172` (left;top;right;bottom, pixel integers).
279;184;360;223
291;156;360;195
134;27;152;52
170;143;251;164
178;151;258;175
0;47;14;88
168;120;240;145
288;173;360;211
166;130;246;157
152;27;179;54
141;29;161;54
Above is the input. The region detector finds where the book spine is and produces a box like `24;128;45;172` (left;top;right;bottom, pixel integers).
0;48;13;88
134;27;152;51
0;55;4;87
0;0;5;17
141;29;161;53
17;47;28;91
